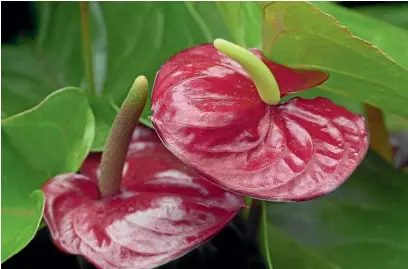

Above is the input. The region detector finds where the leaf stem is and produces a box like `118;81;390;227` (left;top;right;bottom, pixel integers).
79;1;96;96
261;201;273;269
364;104;393;162
77;256;92;269
213;38;280;105
99;76;148;197
246;198;262;243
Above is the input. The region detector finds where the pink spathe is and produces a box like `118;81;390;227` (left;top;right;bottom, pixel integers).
42;126;243;269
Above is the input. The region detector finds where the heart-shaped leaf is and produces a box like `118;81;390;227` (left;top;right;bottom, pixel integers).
151;43;368;201
42;126;243;269
261;150;408;269
1;88;95;262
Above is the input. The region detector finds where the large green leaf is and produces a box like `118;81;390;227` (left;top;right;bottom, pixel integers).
34;2;103;93
311;2;408;132
1;88;95;262
312;2;408;69
215;1;262;48
283;2;408;132
261;2;408;118
261;151;408;269
99;1;235;122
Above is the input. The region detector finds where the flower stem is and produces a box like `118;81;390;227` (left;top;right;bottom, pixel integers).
213;38;280;105
77;256;92;269
246;198;262;243
261;201;273;269
79;1;96;96
364;104;393;162
99;76;148;197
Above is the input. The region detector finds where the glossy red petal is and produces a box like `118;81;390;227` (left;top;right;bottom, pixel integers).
151;44;369;201
249;49;329;96
42;126;243;269
152;44;328;101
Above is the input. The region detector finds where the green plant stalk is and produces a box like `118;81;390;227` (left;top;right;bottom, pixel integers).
77;256;92;269
246;198;262;243
99;76;148;197
213;38;280;105
364;104;393;162
242;197;252;220
79;1;96;96
261;201;273;269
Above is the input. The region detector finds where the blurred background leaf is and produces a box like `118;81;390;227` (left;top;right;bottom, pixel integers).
98;1;233;123
216;1;261;48
356;2;408;30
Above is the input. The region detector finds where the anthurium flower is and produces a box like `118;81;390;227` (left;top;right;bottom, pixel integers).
42;76;243;269
151;39;369;201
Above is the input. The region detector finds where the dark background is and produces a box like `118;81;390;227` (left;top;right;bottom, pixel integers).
1;1;400;269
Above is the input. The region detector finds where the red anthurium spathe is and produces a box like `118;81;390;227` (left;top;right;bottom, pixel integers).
43;126;243;269
151;40;369;201
42;77;243;269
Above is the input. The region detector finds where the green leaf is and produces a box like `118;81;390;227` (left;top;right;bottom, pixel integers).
281;87;364;115
88;96;118;151
355;3;408;30
261;151;408;269
1;2;107;150
310;2;408;131
215;1;262;48
385;113;408;132
312;2;408;69
1;189;45;263
1;88;95;262
1;44;62;116
261;2;408;118
34;2;99;91
99;1;235;123
0;45;111;150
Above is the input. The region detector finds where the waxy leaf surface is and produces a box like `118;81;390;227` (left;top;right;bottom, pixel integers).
151;44;369;201
1;88;95;262
42;126;243;269
261;2;408;118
